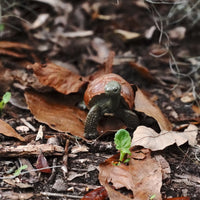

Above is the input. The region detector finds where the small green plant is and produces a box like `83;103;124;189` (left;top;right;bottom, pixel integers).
0;92;11;113
114;129;132;164
13;165;28;177
149;194;156;200
0;24;4;31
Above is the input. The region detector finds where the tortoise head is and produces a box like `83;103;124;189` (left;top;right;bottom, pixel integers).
105;81;121;96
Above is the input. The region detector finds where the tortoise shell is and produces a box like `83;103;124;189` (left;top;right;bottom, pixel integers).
84;73;135;109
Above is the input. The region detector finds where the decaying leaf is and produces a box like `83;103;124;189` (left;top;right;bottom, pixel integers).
131;124;198;151
1;191;34;200
0;119;25;142
114;29;141;40
129;61;155;82
164;197;190;200
134;88;172;131
0;41;32;50
24;91;86;139
36;152;51;173
168;26;186;40
99;148;163;200
28;62;88;95
81;186;108;200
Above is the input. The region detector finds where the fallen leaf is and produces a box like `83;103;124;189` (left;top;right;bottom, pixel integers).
4;178;33;188
61;30;94;38
87;51;114;81
164;197;190;200
192;105;200;115
0;48;28;58
36;152;51;173
168;26;186;40
129;61;155;82
30;13;49;29
1;191;34;200
81;186;108;200
0;119;25;142
103;181;133;200
99;148;162;200
97;116;126;135
24;91;87;139
134;88;172;131
131;124;198;151
91;37;110;61
114;29;141;40
28;62;87;95
0;41;32;49
180;92;195;103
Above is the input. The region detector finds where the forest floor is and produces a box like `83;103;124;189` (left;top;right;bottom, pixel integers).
0;1;200;200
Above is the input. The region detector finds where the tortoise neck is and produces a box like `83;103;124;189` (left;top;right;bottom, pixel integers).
108;93;121;111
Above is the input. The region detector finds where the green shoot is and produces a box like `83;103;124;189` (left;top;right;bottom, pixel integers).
114;129;131;163
0;92;11;113
0;24;4;31
13;165;28;177
149;194;156;200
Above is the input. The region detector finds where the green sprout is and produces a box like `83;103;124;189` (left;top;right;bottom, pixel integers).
0;92;11;113
149;194;156;200
114;129;132;164
0;24;4;31
13;165;28;177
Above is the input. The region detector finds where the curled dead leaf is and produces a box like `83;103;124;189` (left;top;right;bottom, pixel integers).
99;148;162;200
24;91;87;139
131;124;198;151
0;119;25;142
0;41;32;49
28;62;87;95
135;88;172;131
81;186;108;200
114;29;141;40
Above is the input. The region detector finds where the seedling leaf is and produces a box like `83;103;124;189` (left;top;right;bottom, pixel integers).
114;129;131;162
3;92;11;104
0;92;11;113
13;165;28;177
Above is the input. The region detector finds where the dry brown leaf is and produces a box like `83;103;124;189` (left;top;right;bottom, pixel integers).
168;26;186;40
103;182;132;200
114;29;141;40
1;191;34;200
0;119;25;142
99;149;162;200
192;105;200;115
24;91;87;139
81;186;108;200
87;51;114;81
135;88;172;131
0;41;32;49
28;62;87;95
129;61;155;82
131;124;198;151
0;48;28;58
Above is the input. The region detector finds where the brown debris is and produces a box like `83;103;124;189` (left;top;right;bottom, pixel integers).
24;91;87;139
0;143;64;157
28;62;88;95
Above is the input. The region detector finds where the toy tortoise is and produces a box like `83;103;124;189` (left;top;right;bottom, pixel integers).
84;73;140;139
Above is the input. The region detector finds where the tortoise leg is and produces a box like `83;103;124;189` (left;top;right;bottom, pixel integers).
84;105;102;139
115;109;140;129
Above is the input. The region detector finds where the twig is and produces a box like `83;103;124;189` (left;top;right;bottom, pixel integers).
39;192;83;199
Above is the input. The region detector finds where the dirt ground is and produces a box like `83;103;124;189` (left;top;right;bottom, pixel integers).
0;1;200;200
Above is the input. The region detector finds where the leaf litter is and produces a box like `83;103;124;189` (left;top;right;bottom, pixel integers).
0;0;199;199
